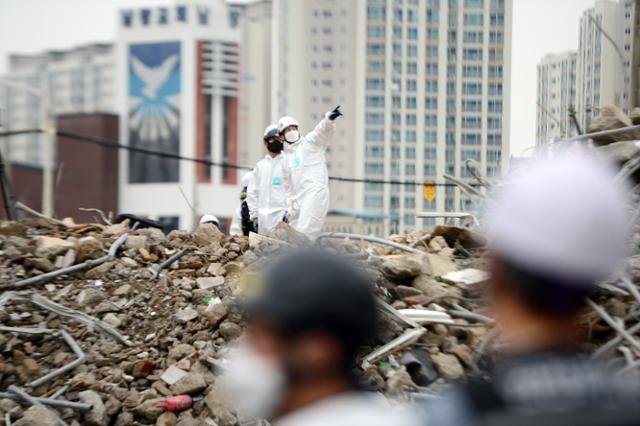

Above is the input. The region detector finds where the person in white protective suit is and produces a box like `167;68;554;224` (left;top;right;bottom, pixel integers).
246;125;290;235
277;105;342;238
230;171;255;236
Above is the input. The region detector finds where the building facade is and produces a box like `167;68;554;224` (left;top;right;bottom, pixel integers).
536;52;577;145
272;0;511;234
576;0;626;130
359;0;511;233
116;1;243;231
0;43;115;166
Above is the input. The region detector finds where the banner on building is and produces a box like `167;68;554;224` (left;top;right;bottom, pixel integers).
128;41;181;183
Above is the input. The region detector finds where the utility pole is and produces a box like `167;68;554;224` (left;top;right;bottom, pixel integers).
0;78;55;216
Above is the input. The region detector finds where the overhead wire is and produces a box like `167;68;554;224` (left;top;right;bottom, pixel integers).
0;128;479;187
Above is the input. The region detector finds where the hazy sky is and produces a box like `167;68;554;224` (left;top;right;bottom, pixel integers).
0;0;596;156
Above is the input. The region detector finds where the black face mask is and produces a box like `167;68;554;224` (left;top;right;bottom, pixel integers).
266;139;284;154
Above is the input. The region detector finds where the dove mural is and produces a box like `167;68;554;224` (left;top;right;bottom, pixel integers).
128;42;181;183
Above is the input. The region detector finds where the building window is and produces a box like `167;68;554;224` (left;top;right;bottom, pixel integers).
367;6;386;20
368;26;385;38
488;117;502;129
426;62;438;75
489;66;503;78
177;5;187;21
424;147;437;160
461;149;481;161
365;145;385;158
408;45;418;57
462;133;481;145
406;147;416;159
424;164;437;176
408;27;418;40
366;129;385;141
407;79;417;91
463;31;483;43
462;65;482;78
366;95;385;107
406;130;417;142
426;46;438;58
463;48;482;60
368;61;385;72
464;13;483;26
365;195;384;207
462;99;481;112
367;43;385;55
425;114;438;127
406;97;417;109
425;80;438;93
425;97;438;109
365;163;384;175
366;78;385;90
489;31;504;44
407;62;418;74
427;28;439;40
406;164;416;175
462;116;481;129
462;82;482;95
366;112;385;124
425;131;437;143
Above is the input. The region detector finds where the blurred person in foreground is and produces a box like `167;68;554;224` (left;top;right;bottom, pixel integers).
277;106;342;238
424;152;640;426
230;171;255;236
222;250;415;426
247;124;289;235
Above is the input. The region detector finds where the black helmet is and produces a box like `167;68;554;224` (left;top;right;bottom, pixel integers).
241;249;378;355
263;124;279;141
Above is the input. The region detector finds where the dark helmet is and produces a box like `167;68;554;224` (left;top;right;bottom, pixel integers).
240;249;378;356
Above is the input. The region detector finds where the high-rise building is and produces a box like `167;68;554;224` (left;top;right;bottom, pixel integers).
0;43;115;166
273;0;512;234
536;52;577;145
576;0;626;130
359;0;511;233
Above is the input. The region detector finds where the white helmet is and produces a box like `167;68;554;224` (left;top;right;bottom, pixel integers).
484;151;628;284
241;171;253;188
199;214;220;226
277;116;299;133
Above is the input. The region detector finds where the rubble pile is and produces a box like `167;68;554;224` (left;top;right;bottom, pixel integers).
0;200;639;424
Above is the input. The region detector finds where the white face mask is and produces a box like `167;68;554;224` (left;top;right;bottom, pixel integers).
284;130;300;143
221;344;286;420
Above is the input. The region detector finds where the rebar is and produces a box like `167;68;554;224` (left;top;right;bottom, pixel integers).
587;299;640;354
153;248;191;278
317;232;425;255
7;386;70;426
12;232;129;288
30;330;85;387
0;391;91;411
0;292;132;346
593;321;640;359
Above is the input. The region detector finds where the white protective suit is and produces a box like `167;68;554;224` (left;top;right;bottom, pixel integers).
246;153;289;234
283;117;336;238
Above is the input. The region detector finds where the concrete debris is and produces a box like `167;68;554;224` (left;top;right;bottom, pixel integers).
0;186;638;425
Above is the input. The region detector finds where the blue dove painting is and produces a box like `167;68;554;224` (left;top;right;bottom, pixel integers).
128;41;181;183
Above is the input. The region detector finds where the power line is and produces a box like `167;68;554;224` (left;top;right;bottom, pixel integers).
0;128;474;188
